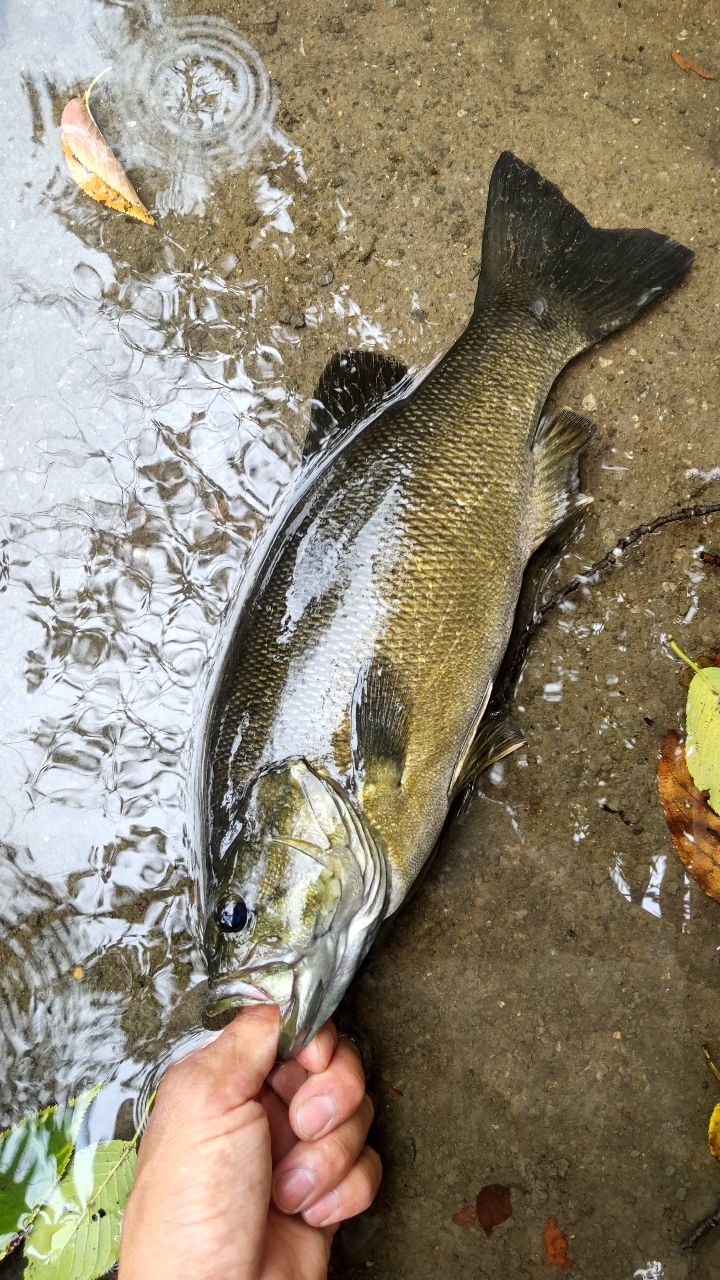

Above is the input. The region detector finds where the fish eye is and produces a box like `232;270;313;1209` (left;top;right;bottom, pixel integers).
217;898;249;933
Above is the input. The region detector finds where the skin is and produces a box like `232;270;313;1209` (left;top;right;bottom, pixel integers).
118;1005;381;1280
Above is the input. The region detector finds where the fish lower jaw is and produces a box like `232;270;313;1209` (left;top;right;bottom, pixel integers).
207;966;295;1015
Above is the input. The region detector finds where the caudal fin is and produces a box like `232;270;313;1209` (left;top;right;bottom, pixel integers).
475;152;693;343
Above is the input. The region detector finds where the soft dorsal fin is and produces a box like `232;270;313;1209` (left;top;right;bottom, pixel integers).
528;407;595;554
303;349;409;463
351;655;409;790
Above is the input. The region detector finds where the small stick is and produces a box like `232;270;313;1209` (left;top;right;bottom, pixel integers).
539;501;720;620
703;1044;720;1086
494;502;720;701
680;1196;720;1251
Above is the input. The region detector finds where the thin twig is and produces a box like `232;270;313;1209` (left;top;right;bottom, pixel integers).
490;501;720;711
704;1044;720;1086
539;502;720;619
681;1196;720;1251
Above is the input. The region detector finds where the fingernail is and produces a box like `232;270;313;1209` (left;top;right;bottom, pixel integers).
296;1094;336;1139
303;1190;339;1227
273;1167;316;1212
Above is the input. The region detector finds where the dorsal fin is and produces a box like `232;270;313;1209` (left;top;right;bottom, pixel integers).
528;407;595;554
303;349;410;463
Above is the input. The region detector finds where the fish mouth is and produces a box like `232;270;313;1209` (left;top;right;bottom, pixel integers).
207;957;325;1058
208;963;295;1014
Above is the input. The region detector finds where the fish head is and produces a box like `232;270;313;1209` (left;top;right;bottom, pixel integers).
205;758;388;1058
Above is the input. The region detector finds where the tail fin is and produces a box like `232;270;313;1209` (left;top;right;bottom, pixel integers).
475;152;693;343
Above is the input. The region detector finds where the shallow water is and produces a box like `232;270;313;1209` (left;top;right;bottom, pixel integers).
1;0;720;1275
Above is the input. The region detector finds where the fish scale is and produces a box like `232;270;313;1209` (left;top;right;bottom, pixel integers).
202;152;693;1056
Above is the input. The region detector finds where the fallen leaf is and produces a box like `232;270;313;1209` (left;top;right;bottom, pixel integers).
0;1086;100;1260
475;1184;512;1238
669;641;720;815
709;1103;720;1159
671;49;716;79
23;1139;136;1279
384;1082;403;1099
61;70;154;225
543;1217;573;1268
657;730;720;904
451;1204;476;1227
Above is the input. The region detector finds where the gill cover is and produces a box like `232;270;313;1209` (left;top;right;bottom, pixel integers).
205;758;389;1057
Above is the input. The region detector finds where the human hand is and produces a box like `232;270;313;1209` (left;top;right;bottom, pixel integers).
118;1005;381;1280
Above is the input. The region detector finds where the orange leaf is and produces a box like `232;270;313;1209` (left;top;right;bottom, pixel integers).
543;1218;573;1268
657;730;720;903
475;1183;512;1237
671;49;716;79
451;1204;476;1227
61;71;154;225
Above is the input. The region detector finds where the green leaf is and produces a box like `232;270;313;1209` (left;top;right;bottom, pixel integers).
0;1086;101;1260
23;1140;137;1280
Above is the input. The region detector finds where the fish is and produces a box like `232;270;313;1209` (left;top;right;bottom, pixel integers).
202;152;693;1057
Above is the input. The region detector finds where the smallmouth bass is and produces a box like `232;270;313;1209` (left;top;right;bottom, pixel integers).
202;152;692;1056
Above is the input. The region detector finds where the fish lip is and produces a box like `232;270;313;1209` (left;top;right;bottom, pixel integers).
207;962;297;1016
206;977;280;1013
205;962;317;1059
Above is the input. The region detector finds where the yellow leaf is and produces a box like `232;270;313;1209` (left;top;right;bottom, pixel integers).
669;638;720;816
709;1102;720;1159
60;71;154;225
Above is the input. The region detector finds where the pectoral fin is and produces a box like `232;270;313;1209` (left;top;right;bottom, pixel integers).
303;349;410;463
528;407;595;553
449;715;525;802
351;655;409;790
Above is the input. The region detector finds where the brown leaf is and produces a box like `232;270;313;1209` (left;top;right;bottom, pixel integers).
543;1217;573;1268
671;49;716;79
384;1082;404;1098
61;71;154;224
657;730;720;903
475;1183;512;1237
451;1204;476;1227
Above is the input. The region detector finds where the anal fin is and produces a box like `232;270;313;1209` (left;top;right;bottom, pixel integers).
449;715;525;802
529;407;594;553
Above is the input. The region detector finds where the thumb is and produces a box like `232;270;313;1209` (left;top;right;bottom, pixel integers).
158;1004;281;1121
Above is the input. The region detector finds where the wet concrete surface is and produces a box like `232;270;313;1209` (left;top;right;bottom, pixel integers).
2;0;720;1275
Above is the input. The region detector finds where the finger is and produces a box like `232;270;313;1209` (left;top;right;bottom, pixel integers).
256;1082;295;1165
272;1094;374;1215
289;1034;365;1142
266;1057;308;1107
302;1146;382;1228
151;1004;280;1131
295;1019;338;1075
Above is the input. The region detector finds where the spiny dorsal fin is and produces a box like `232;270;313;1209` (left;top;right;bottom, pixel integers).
449;715;525;803
351;655;409;790
529;407;595;554
303;349;410;463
